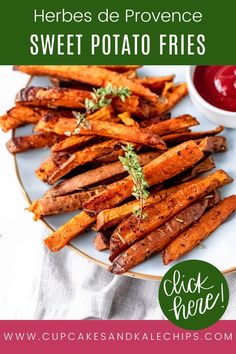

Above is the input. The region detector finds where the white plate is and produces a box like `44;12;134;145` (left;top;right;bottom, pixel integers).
14;66;236;280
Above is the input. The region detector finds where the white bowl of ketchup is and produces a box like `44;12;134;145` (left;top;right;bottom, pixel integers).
186;66;236;128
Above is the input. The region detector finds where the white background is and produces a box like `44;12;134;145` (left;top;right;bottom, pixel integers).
0;66;44;318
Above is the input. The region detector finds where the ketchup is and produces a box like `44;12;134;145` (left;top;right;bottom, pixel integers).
194;66;236;112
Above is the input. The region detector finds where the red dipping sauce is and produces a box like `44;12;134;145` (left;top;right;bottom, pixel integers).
194;66;236;112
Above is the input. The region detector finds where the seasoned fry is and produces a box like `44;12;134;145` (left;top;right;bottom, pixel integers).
139;113;171;128
174;156;216;184
35;105;114;135
83;141;204;214
44;211;96;252
135;75;175;93
36;151;75;182
154;83;188;114
35;116;76;135
15;65;158;102
94;233;109;251
109;192;220;274
94;228;114;251
35;155;59;182
29;186;106;220
0;105;49;132
51;77;92;90
109;170;232;261
163;126;224;145
96;159;216;231
118;112;139;127
42;83;154;121
53;72;136;89
121;70;137;79
198;136;228;153
96;184;187;231
95;142;137;166
45;152;161;198
146;114;199;136
113;95;173;119
52;68;139;89
112;95;152;118
6;133;60;153
47;140;120;185
163;195;236;264
16;87;91;109
94;148;125;164
78;120;167;150
51;135;95;152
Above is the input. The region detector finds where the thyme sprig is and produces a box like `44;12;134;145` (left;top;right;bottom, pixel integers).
87;84;131;110
119;144;150;224
67;84;131;135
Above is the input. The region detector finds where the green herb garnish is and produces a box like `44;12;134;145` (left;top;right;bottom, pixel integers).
72;111;91;133
68;84;131;135
119;144;150;224
86;84;131;111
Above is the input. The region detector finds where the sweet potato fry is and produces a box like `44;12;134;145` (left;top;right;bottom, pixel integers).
154;83;188;114
45;152;161;198
121;70;137;79
96;157;215;231
51;77;93;90
6;133;60;153
135;75;174;93
163;195;236;264
36;150;76;182
52;67;139;89
118;112;139;127
36;151;76;182
163;126;224;145
115;86;170;120
35;155;59;182
109;192;220;274
51;135;96;152
94;228;115;251
52;72;136;89
16;87;91;109
174;156;216;184
29;186;106;220
146;115;199;136
35;116;76;135
109;170;232;261
47;140;121;185
112;95;150;118
35;105;114;135
139;113;171;128
112;95;173;119
78;120;167;150
95;142;138;166
83;141;204;214
44;211;96;252
96;184;186;231
0;105;49;132
94;148;125;164
198;136;228;153
95;167;213;232
15;65;158;102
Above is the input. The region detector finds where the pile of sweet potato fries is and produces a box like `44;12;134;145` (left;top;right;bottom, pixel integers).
1;65;236;274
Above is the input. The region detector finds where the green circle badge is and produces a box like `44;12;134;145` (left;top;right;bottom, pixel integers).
159;260;229;330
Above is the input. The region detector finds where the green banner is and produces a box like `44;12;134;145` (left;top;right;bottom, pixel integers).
0;0;235;64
